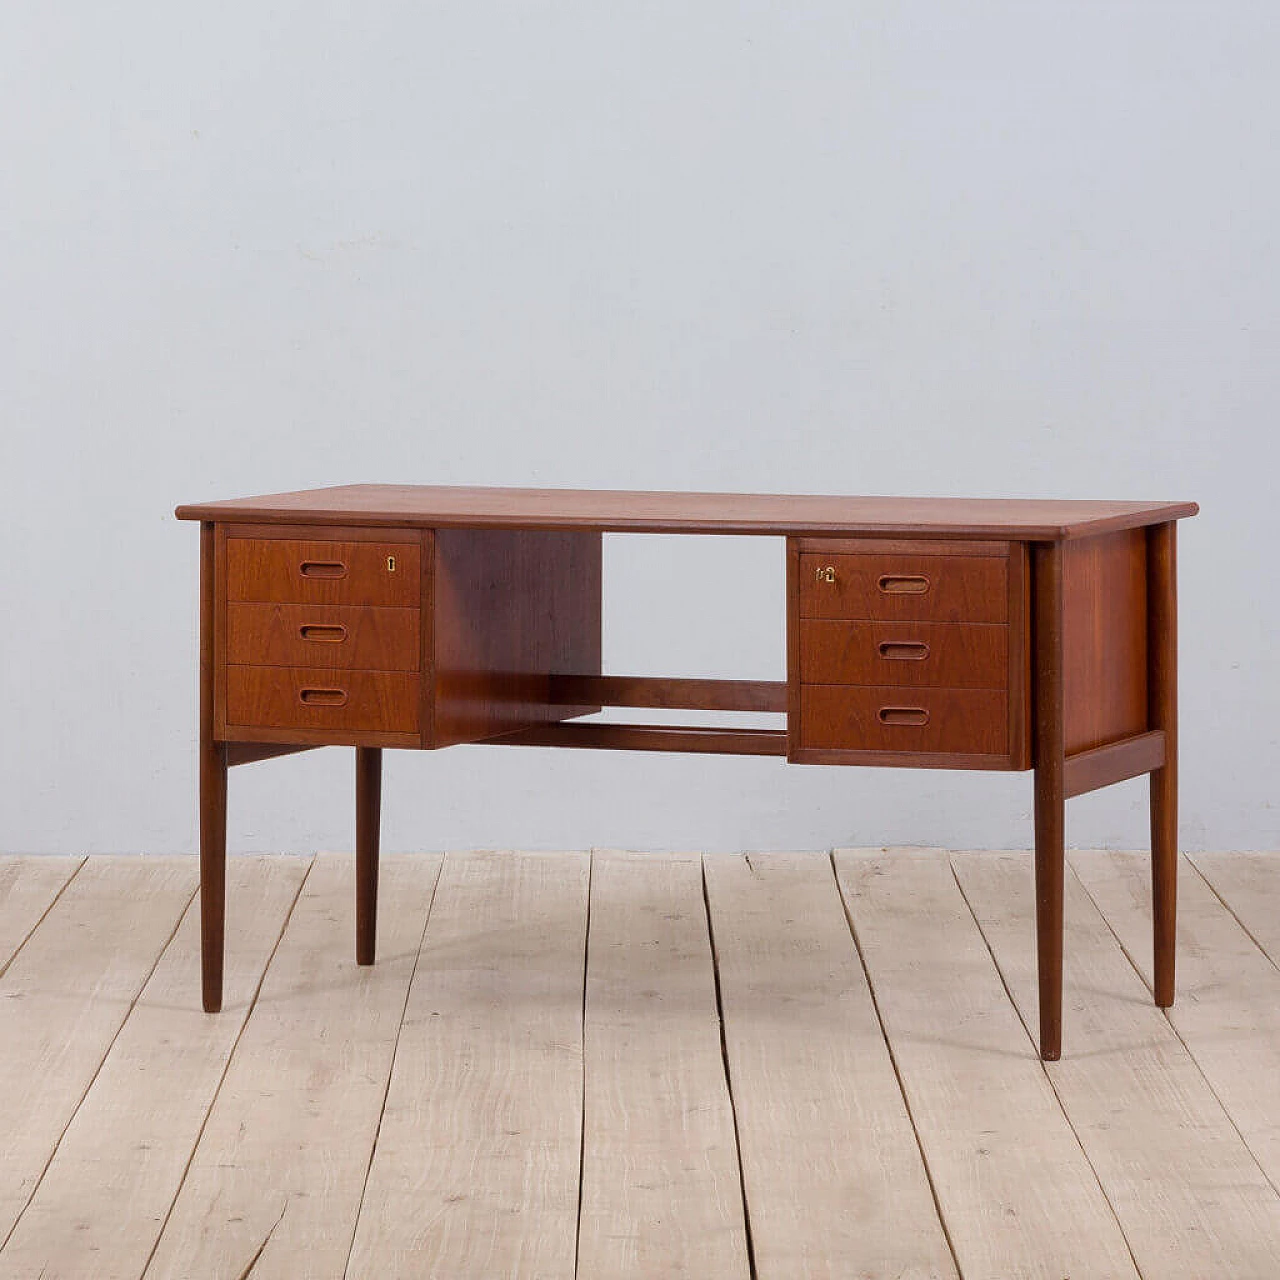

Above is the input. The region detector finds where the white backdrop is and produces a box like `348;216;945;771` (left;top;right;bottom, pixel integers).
2;2;1275;855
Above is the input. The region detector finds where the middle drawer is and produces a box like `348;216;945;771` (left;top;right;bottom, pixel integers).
800;619;1007;689
227;603;420;672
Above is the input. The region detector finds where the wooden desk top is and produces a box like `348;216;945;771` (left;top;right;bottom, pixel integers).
176;484;1197;541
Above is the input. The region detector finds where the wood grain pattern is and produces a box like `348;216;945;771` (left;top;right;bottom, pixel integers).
225;665;420;736
799;551;1009;623
346;852;588;1279
1063;528;1149;755
227;603;420;671
430;528;602;747
799;684;1008;756
955;850;1280;1280
226;536;421;607
578;852;751;1280
834;848;1138;1279
145;854;441;1280
177;484;1198;541
1074;852;1280;1199
0;857;83;976
704;853;957;1280
0;857;307;1280
799;619;1008;688
0;859;198;1244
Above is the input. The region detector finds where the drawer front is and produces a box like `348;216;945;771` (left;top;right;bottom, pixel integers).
799;552;1007;622
227;538;420;607
226;666;420;735
799;620;1007;689
227;603;420;672
799;685;1008;756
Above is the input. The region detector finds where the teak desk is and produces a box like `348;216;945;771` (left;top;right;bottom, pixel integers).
176;486;1198;1060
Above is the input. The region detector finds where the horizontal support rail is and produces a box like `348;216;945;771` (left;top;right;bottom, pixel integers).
224;743;322;768
498;722;789;757
548;674;787;714
1064;730;1165;799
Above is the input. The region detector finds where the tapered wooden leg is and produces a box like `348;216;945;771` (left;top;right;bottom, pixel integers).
199;522;227;1013
1149;522;1178;1007
200;740;227;1012
1033;541;1066;1061
356;747;382;965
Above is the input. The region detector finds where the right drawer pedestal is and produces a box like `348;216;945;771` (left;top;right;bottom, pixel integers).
788;538;1030;769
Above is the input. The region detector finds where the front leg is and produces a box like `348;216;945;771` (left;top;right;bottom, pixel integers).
356;747;382;965
1032;542;1066;1061
199;522;227;1013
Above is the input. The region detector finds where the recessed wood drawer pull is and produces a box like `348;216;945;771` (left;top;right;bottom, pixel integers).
878;706;929;726
299;624;348;644
878;640;929;661
877;574;930;594
299;687;349;707
299;560;348;580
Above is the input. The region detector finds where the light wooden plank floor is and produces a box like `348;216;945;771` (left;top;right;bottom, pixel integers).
3;848;1280;1278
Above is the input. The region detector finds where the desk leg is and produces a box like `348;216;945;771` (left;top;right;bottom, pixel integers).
1149;523;1178;1007
356;747;382;965
1033;542;1065;1061
199;523;226;1013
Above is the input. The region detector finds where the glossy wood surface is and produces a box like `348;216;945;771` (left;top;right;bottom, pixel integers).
226;537;421;607
177;484;1198;540
1063;528;1149;754
225;666;420;736
799;684;1008;756
799;551;1009;623
227;603;420;671
800;619;1008;688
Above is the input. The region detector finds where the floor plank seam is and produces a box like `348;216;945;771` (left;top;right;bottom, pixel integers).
1187;853;1280;977
947;853;1146;1280
0;865;200;1257
0;855;88;983
339;853;447;1280
138;856;316;1280
1075;854;1280;1206
700;854;758;1280
828;851;965;1280
572;849;594;1280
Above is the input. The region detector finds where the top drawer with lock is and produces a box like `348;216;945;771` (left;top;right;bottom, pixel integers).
226;536;421;607
798;540;1009;623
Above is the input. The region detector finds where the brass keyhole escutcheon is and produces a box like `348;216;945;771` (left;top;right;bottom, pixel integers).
816;565;836;584
387;555;396;572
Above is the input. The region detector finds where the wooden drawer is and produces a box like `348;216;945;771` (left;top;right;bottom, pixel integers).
227;603;420;672
226;537;420;607
799;685;1007;756
225;666;420;735
799;552;1007;622
799;620;1007;689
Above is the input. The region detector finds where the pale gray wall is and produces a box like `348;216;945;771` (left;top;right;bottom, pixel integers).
2;3;1275;854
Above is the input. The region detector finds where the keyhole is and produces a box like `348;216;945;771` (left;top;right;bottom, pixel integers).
387;555;396;572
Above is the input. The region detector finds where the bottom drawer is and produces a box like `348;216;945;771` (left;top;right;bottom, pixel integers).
799;685;1007;757
225;666;420;736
